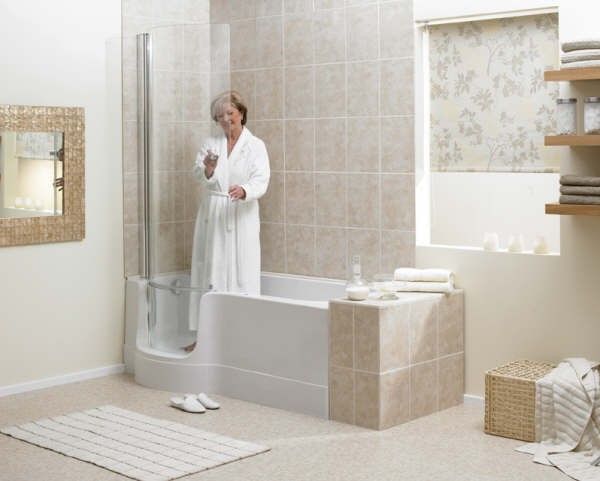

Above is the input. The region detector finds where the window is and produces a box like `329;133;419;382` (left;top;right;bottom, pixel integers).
418;13;560;253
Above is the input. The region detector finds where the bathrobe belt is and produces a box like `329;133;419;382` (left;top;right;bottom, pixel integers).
207;191;243;289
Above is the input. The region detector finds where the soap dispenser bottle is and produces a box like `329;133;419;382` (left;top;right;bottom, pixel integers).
345;255;369;301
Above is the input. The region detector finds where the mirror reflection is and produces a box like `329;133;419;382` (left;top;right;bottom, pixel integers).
0;131;64;218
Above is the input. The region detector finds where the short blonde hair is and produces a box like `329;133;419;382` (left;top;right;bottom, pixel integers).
210;90;248;125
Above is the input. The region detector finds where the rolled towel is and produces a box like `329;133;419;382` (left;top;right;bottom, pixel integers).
560;59;600;69
560;185;600;195
389;281;454;294
560;195;600;205
561;49;600;63
560;175;600;187
562;39;600;52
394;267;454;283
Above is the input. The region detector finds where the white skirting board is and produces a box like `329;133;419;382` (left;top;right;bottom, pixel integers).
463;394;484;406
0;364;125;398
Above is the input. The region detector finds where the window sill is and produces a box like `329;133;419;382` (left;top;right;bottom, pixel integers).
416;243;560;256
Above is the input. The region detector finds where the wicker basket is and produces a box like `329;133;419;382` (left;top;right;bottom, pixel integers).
484;360;555;441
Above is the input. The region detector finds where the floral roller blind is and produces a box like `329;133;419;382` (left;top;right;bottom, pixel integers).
429;14;559;173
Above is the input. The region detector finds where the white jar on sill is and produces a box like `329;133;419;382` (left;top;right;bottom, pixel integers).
556;98;577;135
584;97;600;134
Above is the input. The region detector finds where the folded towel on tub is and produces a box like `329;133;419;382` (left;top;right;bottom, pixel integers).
562;39;600;52
393;267;454;284
560;185;600;196
560;195;600;205
560;175;600;187
560;59;600;69
389;280;454;294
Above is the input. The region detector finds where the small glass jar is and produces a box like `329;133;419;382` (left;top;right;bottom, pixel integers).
556;98;577;135
584;97;600;134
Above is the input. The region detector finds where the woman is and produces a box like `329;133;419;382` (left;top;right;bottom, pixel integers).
187;91;270;342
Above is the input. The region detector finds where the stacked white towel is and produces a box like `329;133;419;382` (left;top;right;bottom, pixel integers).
561;40;600;69
391;268;455;293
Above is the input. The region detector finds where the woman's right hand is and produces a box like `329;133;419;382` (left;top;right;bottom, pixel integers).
203;150;219;178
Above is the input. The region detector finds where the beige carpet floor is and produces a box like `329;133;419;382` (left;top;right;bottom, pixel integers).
0;374;569;481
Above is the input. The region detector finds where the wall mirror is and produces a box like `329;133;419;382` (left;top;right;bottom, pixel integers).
0;105;85;246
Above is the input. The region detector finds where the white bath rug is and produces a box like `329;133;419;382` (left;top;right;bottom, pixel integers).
0;405;269;481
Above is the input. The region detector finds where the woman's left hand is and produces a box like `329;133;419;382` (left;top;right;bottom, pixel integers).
228;184;246;200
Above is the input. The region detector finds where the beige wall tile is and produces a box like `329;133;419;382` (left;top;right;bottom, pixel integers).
231;71;256;122
315;173;346;226
210;24;230;74
329;366;355;424
124;121;138;174
347;228;380;280
154;71;183;123
347;62;379;117
381;58;414;116
381;230;415;269
380;368;410;429
173;173;186;222
256;0;283;17
183;122;211;172
229;0;256;22
438;353;464;410
354;304;380;372
256;16;283;68
284;0;313;14
438;291;464;356
409;299;438;364
286;224;315;275
183;72;210;122
410;360;438;420
156;222;185;273
210;0;230;23
183;220;195;269
124;224;140;276
285;119;314;171
153;24;184;72
153;0;184;20
355;371;380;429
329;302;354;368
381;116;414;173
347;117;379;172
183;24;211;73
231;20;257;70
315;0;344;8
123;0;148;17
156;122;184;172
381;174;414;230
285;172;314;224
122;69;137;122
184;0;210;23
259;171;284;222
152;172;175;222
316;64;346;118
260;222;286;272
347;174;379;228
380;1;413;59
255;68;283;119
314;8;345;64
380;304;410;371
121;178;136;220
184;176;203;222
284;13;313;66
346;5;378;61
315;119;346;172
285;66;314;118
316;227;347;279
252;120;284;171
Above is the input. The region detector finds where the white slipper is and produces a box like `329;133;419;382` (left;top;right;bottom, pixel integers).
197;392;220;410
170;394;206;413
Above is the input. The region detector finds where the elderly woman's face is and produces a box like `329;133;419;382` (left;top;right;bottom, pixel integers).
216;102;243;133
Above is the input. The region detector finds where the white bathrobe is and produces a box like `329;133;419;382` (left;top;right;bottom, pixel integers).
189;127;270;330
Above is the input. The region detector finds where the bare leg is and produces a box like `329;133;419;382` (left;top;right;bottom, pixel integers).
183;342;196;353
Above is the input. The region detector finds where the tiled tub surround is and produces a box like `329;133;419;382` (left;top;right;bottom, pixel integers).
210;0;416;280
329;291;464;430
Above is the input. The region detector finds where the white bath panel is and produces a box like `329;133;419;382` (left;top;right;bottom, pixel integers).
0;405;269;481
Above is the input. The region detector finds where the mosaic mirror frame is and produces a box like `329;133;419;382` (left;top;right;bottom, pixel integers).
0;105;85;246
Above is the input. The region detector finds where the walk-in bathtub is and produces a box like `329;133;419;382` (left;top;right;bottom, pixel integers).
124;273;346;418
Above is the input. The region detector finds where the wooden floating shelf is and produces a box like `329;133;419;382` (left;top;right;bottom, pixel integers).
545;203;600;216
544;135;600;146
544;67;600;81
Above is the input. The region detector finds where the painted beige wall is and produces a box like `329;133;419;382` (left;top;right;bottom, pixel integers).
0;0;123;386
416;0;600;396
